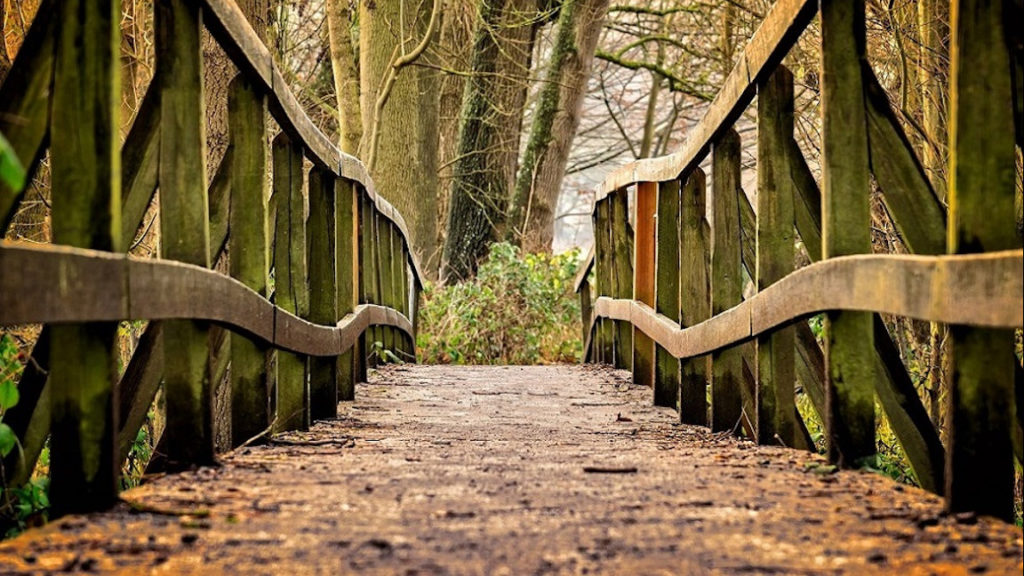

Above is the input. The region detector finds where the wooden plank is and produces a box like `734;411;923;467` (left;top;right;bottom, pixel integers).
710;129;744;433
945;0;1018;521
0;0;55;229
679;169;709;426
610;190;633;370
360;192;380;368
589;249;1023;360
596;0;816;196
117;322;165;465
308;168;338;420
157;0;216;468
863;65;946;255
820;0;875;467
120;82;161;249
580;278;593;360
228;74;271;446
633;182;657;389
336;180;357;401
272;133;309;432
653;180;681;407
207;149;233;263
378;219;396;358
46;0;120;515
755;66;798;447
594;200;614;364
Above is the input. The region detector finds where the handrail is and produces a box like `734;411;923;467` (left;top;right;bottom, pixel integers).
199;0;424;285
0;242;414;356
593;250;1023;360
595;0;816;198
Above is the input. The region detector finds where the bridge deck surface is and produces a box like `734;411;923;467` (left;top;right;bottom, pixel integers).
0;365;1020;574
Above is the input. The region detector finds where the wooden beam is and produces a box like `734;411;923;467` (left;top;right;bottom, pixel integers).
47;0;121;514
157;0;216;468
945;0;1018;521
633;182;657;389
610;190;634;370
228;75;271;446
594;200;614;364
820;0;875;467
336;180;358;401
272;133;309;433
755;66;798;447
308;168;338;420
653;180;681;407
679;169;709;426
711;129;744;433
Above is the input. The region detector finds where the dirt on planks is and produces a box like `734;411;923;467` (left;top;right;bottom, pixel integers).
0;364;1021;575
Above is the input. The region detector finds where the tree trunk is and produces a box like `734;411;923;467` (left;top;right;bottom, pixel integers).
326;0;362;155
436;0;480;253
508;0;608;253
359;0;441;275
441;0;543;280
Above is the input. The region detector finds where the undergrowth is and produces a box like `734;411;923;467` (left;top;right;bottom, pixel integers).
417;242;582;365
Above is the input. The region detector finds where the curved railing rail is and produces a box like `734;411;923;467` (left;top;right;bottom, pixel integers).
0;0;423;515
578;0;1024;521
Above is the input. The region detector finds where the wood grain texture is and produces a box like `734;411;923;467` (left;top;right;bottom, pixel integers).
653;180;681;408
945;0;1018;521
633;182;657;389
610;191;633;370
336;180;358;401
228;74;271;446
308;168;338;420
47;0;121;514
820;0;875;467
755;66;797;447
595;0;815;196
679;169;709;426
589;249;1023;360
710;130;744;433
594;200;614;364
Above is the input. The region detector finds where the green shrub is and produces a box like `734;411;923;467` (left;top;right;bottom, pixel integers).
417;243;582;365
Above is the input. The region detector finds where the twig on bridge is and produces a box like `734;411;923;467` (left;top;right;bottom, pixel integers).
582;466;638;474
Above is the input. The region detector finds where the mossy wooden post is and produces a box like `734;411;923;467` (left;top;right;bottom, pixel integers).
47;0;120;514
579;278;592;359
945;0;1017;520
360;194;380;367
633;182;657;389
654;180;681;407
379;219;396;358
157;0;215;467
308;167;338;420
756;66;798;447
336;179;357;401
272;133;309;432
711;129;744;433
679;169;709;426
227;75;270;446
594;200;614;364
610;190;634;370
821;0;875;467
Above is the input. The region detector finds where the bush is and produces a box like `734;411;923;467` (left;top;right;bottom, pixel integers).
417;243;582;365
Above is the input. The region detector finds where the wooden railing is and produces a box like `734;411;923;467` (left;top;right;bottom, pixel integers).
0;0;421;515
577;0;1023;521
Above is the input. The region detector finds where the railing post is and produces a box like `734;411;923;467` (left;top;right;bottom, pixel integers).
360;194;380;367
633;182;657;389
755;65;798;447
710;129;744;433
610;190;634;370
272;133;309;432
157;0;216;467
47;0;120;514
579;278;592;360
944;0;1017;520
594;199;614;364
654;180;681;408
308;167;338;420
227;74;270;446
379;220;396;358
679;169;710;426
336;179;358;401
820;0;875;466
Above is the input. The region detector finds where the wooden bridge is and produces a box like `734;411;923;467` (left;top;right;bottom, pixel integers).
0;0;1022;573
